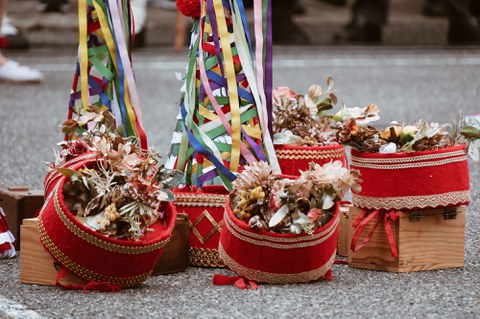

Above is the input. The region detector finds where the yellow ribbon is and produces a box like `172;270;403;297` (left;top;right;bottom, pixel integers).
212;0;241;172
78;0;88;111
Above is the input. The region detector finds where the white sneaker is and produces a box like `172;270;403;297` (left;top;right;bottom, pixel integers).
0;60;44;83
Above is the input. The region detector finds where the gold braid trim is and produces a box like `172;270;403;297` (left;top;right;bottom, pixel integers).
218;243;336;284
37;218;151;287
351;154;467;170
223;211;339;249
351;150;466;164
188;247;225;267
352;191;471;210
53;188;170;255
275;148;345;160
174;193;227;208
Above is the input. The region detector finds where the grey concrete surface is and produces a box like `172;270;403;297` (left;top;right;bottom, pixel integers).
0;46;479;318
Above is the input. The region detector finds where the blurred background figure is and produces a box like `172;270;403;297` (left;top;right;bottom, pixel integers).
333;0;480;44
0;0;43;82
150;0;176;10
318;0;348;6
131;0;148;48
244;0;310;44
37;0;69;12
0;14;30;50
422;0;446;16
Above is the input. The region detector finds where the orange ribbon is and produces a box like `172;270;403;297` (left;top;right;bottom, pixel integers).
350;209;400;258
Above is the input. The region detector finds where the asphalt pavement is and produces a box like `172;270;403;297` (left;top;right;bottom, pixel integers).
1;0;480;318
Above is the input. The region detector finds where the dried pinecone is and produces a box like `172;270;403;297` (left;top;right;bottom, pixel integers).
337;119;385;152
413;134;453;151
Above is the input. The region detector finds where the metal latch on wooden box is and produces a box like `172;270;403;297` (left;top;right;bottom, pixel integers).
408;207;458;222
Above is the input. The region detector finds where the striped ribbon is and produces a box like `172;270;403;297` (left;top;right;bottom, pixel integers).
167;0;279;190
68;0;147;149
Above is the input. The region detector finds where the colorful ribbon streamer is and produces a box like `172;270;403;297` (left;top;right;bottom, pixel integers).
68;0;147;149
167;0;279;190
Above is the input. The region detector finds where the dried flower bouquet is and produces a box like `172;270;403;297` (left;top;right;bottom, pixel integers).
272;78;339;146
49;106;183;241
230;161;361;235
336;109;480;159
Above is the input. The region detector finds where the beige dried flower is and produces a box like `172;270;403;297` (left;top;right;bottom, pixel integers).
232;161;272;194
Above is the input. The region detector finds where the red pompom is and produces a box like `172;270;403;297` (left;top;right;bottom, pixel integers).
176;0;201;18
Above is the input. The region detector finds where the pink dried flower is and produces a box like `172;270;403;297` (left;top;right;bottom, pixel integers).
67;140;89;157
307;208;322;223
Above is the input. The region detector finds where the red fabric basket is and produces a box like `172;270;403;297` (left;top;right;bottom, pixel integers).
219;197;339;284
275;144;347;176
38;162;177;289
173;185;228;267
350;144;470;210
44;152;98;197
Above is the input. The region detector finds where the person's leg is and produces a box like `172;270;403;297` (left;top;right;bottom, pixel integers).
0;0;43;82
334;0;389;43
0;0;8;65
130;0;148;48
446;0;480;44
272;0;310;44
422;0;446;17
352;0;389;25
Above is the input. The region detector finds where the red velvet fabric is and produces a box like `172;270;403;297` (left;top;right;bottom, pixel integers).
173;186;228;252
275;144;347;176
220;198;339;283
350;145;470;210
39;175;177;288
44;152;98;197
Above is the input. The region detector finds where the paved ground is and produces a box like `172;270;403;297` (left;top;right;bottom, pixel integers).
1;0;480;318
0;46;480;318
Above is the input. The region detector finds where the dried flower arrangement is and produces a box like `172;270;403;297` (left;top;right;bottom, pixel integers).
272;77;339;146
49;106;183;241
335;107;480;159
229;161;361;235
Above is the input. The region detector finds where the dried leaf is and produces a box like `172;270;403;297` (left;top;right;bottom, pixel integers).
55;167;77;179
268;204;289;228
329;93;338;105
322;194;334;210
461;126;480;139
326;76;334;91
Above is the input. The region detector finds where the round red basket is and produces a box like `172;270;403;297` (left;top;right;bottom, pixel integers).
350;144;470;210
38;170;177;289
218;196;339;284
173;185;228;267
274;144;347;176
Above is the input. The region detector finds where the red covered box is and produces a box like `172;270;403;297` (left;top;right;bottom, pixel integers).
275;144;347;176
173;185;228;267
39;158;177;289
350;144;470;210
218;198;340;284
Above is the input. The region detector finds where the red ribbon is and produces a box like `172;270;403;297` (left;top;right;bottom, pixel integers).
213;274;258;290
55;267;122;293
350;209;399;258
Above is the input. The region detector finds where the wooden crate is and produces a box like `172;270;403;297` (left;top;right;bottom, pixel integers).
21;213;190;286
348;205;465;272
152;213;190;275
337;204;351;257
0;187;44;250
20;218;87;286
